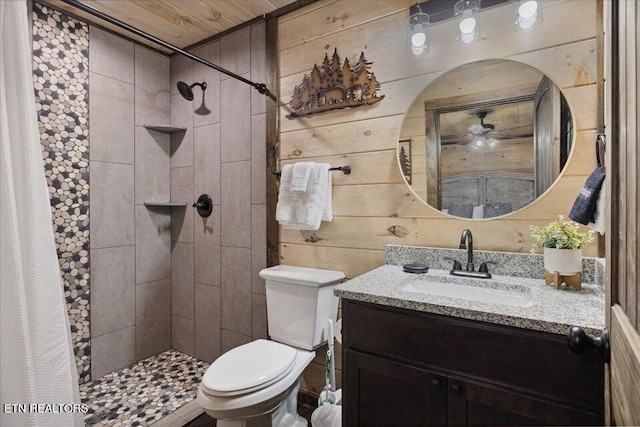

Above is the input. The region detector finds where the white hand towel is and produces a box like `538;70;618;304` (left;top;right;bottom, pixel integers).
588;177;606;235
290;162;313;192
276;163;333;230
288;164;327;229
275;164;295;223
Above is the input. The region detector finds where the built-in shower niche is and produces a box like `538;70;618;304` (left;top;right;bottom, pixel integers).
143;125;188;208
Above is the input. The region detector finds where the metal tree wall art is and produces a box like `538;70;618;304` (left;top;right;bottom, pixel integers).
287;49;385;118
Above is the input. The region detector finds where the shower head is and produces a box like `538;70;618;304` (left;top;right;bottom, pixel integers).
177;81;207;101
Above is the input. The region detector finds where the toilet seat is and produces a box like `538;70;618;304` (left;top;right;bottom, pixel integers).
197;347;315;422
202;339;297;397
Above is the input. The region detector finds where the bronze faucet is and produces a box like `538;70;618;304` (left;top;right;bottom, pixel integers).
459;229;474;271
444;229;495;279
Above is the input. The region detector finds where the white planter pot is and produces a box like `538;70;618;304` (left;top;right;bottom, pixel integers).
543;248;582;275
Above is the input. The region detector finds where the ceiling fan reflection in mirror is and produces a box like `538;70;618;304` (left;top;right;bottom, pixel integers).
442;110;533;145
467;111;495;135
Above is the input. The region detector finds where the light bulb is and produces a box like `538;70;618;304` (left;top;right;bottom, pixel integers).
514;0;543;31
411;31;426;47
475;139;483;147
459;17;476;34
459;9;476;33
408;11;429;57
518;0;538;19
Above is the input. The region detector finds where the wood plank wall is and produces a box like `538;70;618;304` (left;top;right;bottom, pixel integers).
612;0;639;332
276;0;600;394
605;4;640;423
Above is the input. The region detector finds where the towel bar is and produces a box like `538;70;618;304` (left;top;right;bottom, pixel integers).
273;165;351;177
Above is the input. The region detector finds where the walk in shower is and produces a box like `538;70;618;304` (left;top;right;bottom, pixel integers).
30;1;271;424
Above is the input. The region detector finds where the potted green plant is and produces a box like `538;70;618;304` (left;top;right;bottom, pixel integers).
530;216;595;275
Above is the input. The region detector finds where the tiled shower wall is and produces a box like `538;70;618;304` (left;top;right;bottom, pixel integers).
33;1;174;382
32;2;91;383
88;27;172;379
169;23;269;361
35;2;269;380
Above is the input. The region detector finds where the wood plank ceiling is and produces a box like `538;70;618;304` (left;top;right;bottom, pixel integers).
42;0;297;53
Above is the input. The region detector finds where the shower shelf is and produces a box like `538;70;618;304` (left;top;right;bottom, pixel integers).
143;125;187;133
144;202;187;207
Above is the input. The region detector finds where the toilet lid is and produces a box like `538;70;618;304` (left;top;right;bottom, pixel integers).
202;339;297;397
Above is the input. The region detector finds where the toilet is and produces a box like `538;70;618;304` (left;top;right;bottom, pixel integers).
197;265;345;427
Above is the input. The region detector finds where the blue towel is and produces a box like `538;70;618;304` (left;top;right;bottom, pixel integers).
569;167;606;225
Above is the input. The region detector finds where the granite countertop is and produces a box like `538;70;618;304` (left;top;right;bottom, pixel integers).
334;265;605;336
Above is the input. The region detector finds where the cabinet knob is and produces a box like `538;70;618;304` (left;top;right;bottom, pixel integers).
430;378;442;390
567;326;610;362
450;384;463;396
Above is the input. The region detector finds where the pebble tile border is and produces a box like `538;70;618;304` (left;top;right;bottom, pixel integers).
81;350;209;426
32;2;91;383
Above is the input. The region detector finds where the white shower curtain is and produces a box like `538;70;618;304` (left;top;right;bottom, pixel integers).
0;1;82;426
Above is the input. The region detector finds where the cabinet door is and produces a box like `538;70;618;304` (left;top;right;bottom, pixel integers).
447;376;598;426
343;350;446;426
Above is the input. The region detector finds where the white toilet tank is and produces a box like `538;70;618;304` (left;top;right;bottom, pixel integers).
259;265;344;351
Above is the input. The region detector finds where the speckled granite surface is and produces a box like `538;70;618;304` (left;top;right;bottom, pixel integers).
385;245;600;284
335;264;605;336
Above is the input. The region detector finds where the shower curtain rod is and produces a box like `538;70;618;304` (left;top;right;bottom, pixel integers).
61;0;269;96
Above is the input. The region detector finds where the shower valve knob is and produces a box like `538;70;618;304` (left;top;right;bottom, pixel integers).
193;194;213;218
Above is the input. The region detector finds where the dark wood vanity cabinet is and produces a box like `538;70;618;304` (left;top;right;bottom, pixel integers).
342;300;604;427
344;350;447;426
445;375;600;426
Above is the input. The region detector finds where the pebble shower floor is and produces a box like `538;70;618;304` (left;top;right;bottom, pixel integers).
80;350;209;426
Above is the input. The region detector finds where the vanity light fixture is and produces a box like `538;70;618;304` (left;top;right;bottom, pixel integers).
407;0;514;55
454;0;481;45
408;5;430;57
514;0;543;31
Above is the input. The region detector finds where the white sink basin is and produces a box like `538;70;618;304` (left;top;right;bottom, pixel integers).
401;276;534;307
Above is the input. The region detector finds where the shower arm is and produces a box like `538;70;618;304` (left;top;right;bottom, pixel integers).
191;82;207;91
61;0;269;96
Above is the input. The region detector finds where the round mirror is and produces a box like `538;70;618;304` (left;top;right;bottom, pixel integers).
398;59;574;219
